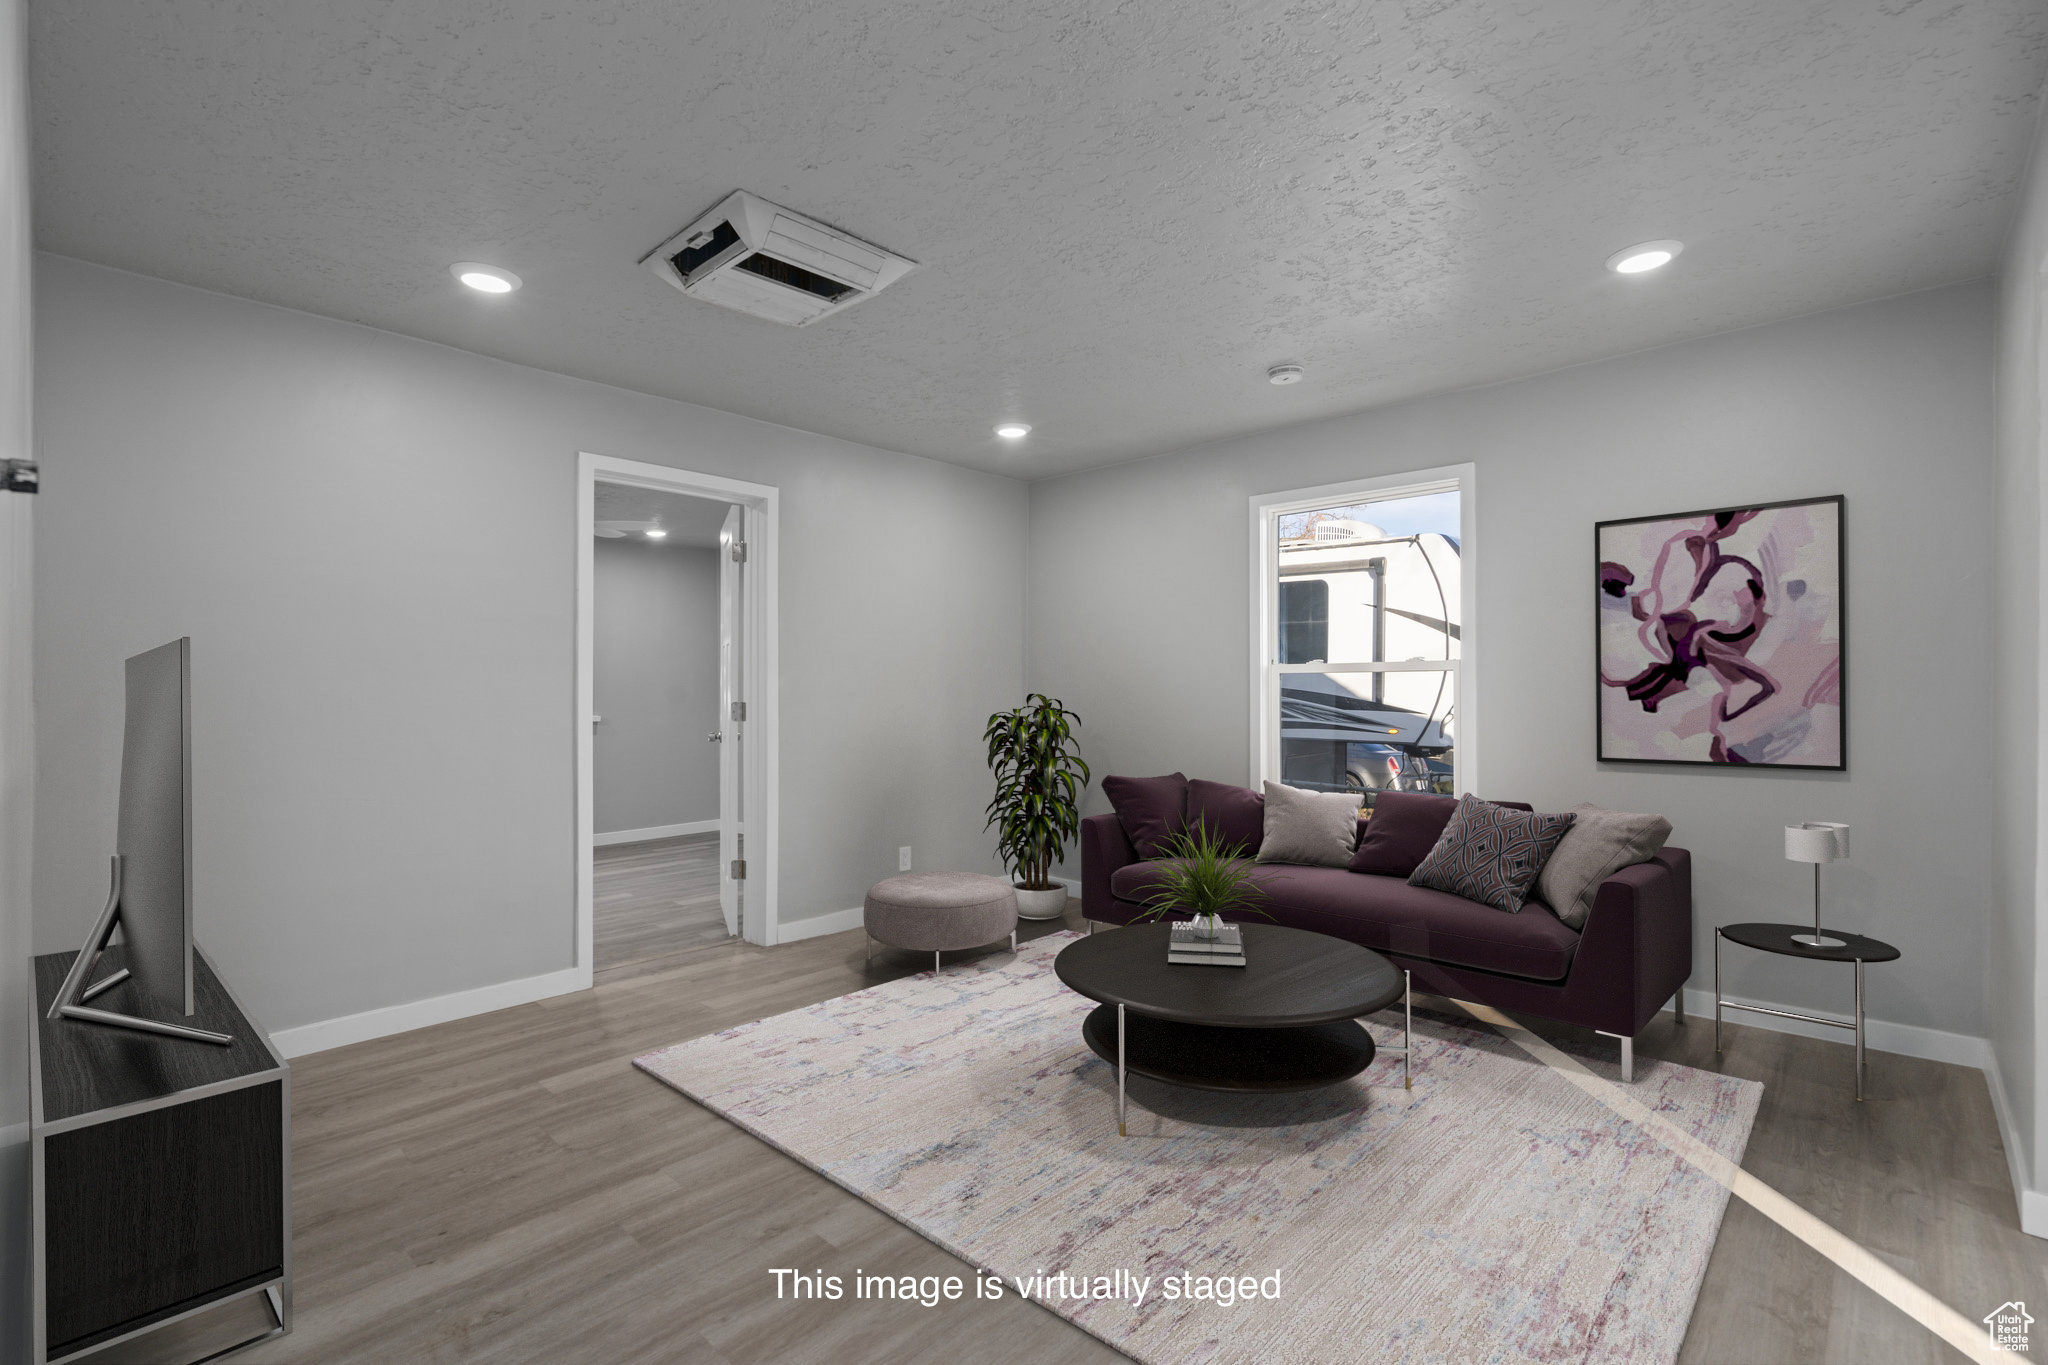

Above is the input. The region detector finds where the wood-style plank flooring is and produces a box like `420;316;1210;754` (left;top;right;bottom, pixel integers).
594;833;730;983
85;843;2047;1364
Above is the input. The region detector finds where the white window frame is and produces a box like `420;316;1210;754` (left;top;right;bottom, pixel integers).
1248;463;1478;796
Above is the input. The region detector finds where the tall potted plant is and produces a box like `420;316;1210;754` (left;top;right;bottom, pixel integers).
984;693;1090;920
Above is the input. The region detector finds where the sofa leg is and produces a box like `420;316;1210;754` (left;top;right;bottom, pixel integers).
1596;1030;1635;1083
1402;970;1413;1090
1010;929;1017;953
934;950;942;974
1673;991;1685;1025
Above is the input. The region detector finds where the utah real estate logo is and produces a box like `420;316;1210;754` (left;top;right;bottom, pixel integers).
1988;1301;2033;1352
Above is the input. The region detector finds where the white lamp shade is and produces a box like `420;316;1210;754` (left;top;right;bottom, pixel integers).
1784;822;1849;863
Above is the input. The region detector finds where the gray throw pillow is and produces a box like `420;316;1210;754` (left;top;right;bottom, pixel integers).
1254;781;1361;867
1535;802;1672;929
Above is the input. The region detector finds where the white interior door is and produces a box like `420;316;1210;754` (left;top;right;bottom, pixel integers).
717;503;744;937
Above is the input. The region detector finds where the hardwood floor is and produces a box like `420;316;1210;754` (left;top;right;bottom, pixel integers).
85;897;2046;1365
594;834;730;983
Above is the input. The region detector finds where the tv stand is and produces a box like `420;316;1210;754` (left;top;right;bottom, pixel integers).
29;944;291;1364
46;855;233;1045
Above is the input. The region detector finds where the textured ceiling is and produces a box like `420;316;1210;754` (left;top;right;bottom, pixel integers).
30;1;2048;477
593;484;733;547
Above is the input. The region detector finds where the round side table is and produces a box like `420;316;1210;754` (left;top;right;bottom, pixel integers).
1713;922;1901;1100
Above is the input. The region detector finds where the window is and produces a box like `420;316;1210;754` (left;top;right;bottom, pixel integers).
1250;467;1474;800
1277;580;1328;664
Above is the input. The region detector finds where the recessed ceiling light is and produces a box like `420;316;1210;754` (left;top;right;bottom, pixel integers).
995;424;1031;439
1267;363;1306;386
451;262;521;294
644;529;667;540
1605;240;1683;275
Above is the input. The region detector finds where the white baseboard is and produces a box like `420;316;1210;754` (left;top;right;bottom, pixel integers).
594;819;718;847
2023;1188;2048;1241
1676;985;1989;1068
270;965;590;1059
777;906;864;943
1980;1045;2048;1239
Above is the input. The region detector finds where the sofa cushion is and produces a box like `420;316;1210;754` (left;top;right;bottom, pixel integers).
1349;791;1458;877
1409;795;1575;913
1109;861;1581;981
1101;772;1187;858
1536;803;1673;930
1255;780;1360;867
1187;778;1264;855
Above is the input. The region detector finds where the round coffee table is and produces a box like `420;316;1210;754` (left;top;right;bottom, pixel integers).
1054;923;1407;1135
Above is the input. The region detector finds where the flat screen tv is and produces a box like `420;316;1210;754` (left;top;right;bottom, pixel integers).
47;637;232;1045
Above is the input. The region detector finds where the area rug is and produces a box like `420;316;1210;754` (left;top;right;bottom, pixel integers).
634;932;1760;1365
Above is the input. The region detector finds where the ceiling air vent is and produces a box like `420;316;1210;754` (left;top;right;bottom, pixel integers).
641;190;916;326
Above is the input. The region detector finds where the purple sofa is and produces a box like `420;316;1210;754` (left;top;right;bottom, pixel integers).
1079;786;1692;1080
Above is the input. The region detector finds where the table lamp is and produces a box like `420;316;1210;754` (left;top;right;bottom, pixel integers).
1784;822;1850;948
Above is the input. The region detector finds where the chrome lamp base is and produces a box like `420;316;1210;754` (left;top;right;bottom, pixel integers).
1791;863;1846;950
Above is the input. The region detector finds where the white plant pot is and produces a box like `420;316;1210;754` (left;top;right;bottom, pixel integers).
1013;884;1069;921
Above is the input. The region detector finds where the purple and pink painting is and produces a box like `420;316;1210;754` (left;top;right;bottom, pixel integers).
1597;497;1843;769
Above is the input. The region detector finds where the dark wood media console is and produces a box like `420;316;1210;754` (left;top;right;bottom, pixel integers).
30;945;291;1364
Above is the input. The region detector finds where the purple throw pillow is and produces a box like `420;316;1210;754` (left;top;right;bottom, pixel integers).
1101;772;1187;858
1186;778;1264;855
1348;791;1459;877
1407;795;1575;913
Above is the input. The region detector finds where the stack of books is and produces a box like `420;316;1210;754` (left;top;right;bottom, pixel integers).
1168;919;1246;967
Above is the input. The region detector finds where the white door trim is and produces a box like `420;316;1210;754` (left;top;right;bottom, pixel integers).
1247;463;1478;795
577;452;781;969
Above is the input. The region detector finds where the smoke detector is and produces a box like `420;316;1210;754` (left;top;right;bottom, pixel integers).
641;190;916;326
1268;363;1306;386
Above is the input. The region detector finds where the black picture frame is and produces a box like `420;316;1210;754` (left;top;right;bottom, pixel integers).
1594;494;1845;771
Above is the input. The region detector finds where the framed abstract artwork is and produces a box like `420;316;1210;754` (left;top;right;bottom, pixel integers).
1596;495;1844;769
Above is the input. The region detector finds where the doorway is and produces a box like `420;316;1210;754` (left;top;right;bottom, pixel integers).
576;453;778;984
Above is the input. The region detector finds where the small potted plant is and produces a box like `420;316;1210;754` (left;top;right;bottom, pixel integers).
983;693;1090;919
1128;824;1269;938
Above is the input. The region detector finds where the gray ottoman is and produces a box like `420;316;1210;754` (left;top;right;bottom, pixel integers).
863;872;1019;972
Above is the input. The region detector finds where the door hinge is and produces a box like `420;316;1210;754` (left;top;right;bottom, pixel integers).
1;459;38;494
730;701;746;722
730;857;746;880
730;540;748;563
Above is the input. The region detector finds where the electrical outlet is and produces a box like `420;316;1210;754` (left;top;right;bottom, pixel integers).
898;846;912;871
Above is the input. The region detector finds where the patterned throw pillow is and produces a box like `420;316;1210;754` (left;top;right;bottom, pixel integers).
1408;795;1575;913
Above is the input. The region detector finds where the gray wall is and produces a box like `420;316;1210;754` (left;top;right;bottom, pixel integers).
594;538;720;835
1029;282;1995;1043
1996;97;2048;1209
32;253;1025;1034
0;0;29;1356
